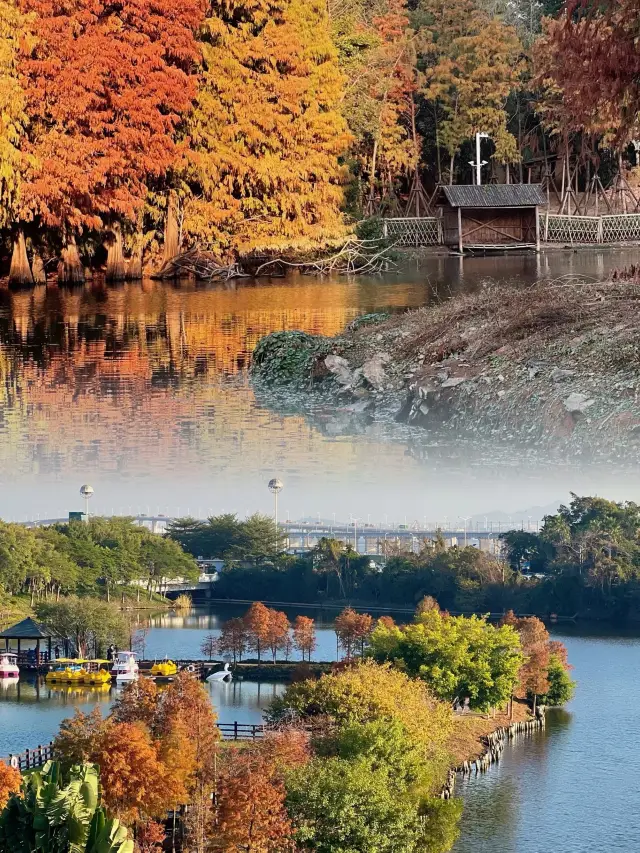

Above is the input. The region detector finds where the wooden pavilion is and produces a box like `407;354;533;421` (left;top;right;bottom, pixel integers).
0;617;54;666
439;185;547;252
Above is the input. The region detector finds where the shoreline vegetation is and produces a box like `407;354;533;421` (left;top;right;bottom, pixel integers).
0;598;572;853
169;495;640;624
2;1;639;288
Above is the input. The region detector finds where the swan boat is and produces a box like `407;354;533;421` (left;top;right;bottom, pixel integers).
206;662;233;682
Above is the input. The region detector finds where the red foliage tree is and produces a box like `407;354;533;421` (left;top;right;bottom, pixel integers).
293;615;316;662
212;730;309;853
335;607;373;659
265;609;290;663
217;617;249;663
535;1;640;145
244;602;272;662
16;0;205;281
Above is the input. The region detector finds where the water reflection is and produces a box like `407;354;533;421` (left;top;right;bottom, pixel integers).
0;673;282;756
3;251;640;521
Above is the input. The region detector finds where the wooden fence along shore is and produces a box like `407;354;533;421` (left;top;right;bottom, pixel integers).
5;723;266;771
384;212;640;247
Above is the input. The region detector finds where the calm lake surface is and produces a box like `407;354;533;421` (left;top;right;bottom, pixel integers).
3;248;640;523
0;607;638;852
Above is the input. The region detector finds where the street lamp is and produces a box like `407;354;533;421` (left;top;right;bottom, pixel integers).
468;132;490;185
459;516;471;547
80;484;94;523
268;479;283;522
351;516;361;553
268;479;283;547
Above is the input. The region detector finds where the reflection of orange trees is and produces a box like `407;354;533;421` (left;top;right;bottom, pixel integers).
4;279;357;380
0;279;419;478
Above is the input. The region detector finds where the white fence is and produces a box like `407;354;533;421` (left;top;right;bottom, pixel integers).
545;213;640;244
382;217;442;246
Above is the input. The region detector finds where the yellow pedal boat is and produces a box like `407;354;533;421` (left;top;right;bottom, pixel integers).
46;659;112;685
84;660;112;684
46;659;87;684
150;659;178;678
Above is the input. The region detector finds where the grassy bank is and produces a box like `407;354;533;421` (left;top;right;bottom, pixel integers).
448;699;533;765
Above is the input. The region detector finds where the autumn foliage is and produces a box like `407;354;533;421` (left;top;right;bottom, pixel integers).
186;0;350;254
54;672;219;824
17;0;204;234
334;607;373;659
0;763;21;811
212;732;309;853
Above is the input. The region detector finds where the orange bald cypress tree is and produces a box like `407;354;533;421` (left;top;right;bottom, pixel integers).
186;0;351;255
17;0;205;281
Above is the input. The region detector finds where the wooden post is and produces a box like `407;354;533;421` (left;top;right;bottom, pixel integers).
535;206;540;252
457;206;463;254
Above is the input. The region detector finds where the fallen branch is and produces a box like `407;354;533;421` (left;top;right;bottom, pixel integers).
255;238;398;277
153;249;247;281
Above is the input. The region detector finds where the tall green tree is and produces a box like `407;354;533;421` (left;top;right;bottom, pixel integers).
368;607;523;711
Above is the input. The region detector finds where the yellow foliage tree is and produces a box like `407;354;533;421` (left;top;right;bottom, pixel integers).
186;0;351;255
270;659;452;787
0;0;29;226
419;0;522;175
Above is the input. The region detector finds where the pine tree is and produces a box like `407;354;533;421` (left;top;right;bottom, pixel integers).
186;0;351;255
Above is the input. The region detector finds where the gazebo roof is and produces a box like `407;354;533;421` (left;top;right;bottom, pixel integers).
442;184;546;208
0;617;53;640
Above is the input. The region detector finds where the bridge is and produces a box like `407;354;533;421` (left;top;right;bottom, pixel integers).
17;514;536;568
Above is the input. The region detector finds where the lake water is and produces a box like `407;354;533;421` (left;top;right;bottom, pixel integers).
3;248;640;524
452;628;640;853
1;608;638;852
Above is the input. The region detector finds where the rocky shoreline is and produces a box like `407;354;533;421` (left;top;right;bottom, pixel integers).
251;278;640;460
442;709;546;799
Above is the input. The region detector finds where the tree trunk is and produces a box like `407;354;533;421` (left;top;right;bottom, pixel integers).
106;223;126;282
58;235;85;284
126;234;143;280
32;251;46;284
9;228;34;287
163;191;180;263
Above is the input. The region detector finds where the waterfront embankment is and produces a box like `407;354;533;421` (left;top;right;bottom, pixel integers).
252;277;640;461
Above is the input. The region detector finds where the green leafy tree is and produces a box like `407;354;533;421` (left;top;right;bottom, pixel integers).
286;753;453;853
541;652;576;706
368;607;523;711
36;596;128;658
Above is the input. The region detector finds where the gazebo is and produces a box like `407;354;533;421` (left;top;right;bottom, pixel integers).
0;617;54;667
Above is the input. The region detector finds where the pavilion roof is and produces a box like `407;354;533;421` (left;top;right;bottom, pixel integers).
0;617;53;639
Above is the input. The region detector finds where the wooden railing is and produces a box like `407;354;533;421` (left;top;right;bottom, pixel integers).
4;722;265;770
217;722;265;740
7;743;55;771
